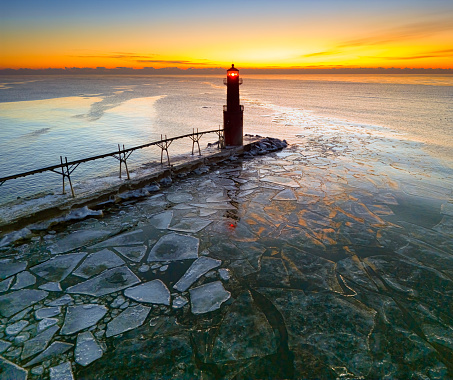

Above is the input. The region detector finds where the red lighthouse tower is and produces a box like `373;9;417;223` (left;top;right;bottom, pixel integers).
223;64;243;146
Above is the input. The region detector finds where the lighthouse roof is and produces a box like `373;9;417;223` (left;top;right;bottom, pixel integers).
227;64;239;72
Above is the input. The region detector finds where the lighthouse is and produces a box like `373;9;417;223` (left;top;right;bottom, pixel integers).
223;64;243;146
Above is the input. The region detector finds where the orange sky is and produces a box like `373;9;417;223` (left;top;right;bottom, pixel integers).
1;0;453;70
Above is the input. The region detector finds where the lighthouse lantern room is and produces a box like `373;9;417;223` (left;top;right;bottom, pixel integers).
223;64;243;146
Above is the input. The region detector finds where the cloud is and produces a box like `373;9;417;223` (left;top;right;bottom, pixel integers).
301;50;340;58
70;53;156;60
338;17;453;48
364;48;453;61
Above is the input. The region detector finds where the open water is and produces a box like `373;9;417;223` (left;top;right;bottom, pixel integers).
0;74;452;206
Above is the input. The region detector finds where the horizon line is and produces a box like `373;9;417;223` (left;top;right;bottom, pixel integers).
1;67;452;75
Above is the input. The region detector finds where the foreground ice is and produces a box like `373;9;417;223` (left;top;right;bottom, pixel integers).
0;261;27;281
21;325;59;360
106;304;151;337
61;304;107;335
189;281;231;314
93;230;144;248
49;230;111;254
147;233;199;262
113;245;147;262
75;331;103;366
49;361;74;380
11;271;36;290
30;253;86;282
73;249;125;279
0;356;27;380
0;289;48;318
149;211;173;229
25;341;73;366
174;257;222;292
124;280;171;305
66;266;140;296
169;218;212;233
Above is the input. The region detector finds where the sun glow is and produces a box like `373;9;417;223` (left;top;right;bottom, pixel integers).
1;0;452;71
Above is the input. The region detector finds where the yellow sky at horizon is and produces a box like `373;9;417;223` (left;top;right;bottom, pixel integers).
2;1;453;70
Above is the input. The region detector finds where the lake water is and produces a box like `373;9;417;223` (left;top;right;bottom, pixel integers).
0;74;452;205
1;74;453;379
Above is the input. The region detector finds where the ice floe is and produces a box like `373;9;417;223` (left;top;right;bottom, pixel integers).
73;249;125;278
6;320;29;336
0;289;48;318
189;281;231;314
113;245;147;262
0;261;27;280
11;271;36;290
174;257;222;292
25;341;73;366
21;325;59;360
0;356;27;380
39;282;62;292
147;233;199;262
92;229;144;248
168;218;212;233
124;280;171;305
66;266;140;296
47;294;73;306
49;230;111;254
49;361;74;380
149;211;173;229
37;318;59;332
61;304;107;335
30;252;86;282
75;331;103;366
106;304;151;337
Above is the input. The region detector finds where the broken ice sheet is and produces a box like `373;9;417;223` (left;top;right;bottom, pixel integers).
0;260;27;280
189;281;231;314
261;175;300;188
30;252;86;282
73;249;125;279
174;257;222;292
167;192;193;203
6;320;29;335
169;218;212;233
147;233;199;262
39;282;62;292
113;245;147;262
106;304;151;337
149;211;173;229
25;341;74;366
0;277;14;293
92;229;145;248
0;357;27;380
61;304;107;335
66;266;140;296
75;331;103;366
0;289;48;318
124;280;170;305
272;188;297;201
49;230;111;254
21;325;59;360
49;361;74;380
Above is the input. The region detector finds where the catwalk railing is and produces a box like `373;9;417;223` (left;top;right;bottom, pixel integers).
0;128;225;198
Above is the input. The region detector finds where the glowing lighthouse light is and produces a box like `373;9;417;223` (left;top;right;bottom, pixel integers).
223;64;244;146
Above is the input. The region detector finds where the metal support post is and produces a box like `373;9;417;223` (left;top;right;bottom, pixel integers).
156;135;172;166
114;144;132;180
190;128;203;156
